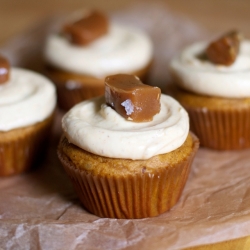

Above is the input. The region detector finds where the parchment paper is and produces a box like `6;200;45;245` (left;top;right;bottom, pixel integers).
1;3;250;250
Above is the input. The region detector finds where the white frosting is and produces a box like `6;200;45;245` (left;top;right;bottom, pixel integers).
44;24;153;78
62;95;189;160
0;68;56;131
170;40;250;98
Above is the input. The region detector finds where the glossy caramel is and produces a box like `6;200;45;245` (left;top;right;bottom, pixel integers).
206;30;241;66
63;10;109;46
105;74;161;122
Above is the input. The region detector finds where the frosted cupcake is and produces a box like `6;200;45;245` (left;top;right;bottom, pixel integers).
0;55;56;176
170;31;250;150
44;10;153;110
57;74;199;219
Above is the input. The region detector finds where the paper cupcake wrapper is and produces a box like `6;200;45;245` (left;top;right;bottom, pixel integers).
56;79;104;111
59;134;199;219
0;115;53;176
188;107;250;150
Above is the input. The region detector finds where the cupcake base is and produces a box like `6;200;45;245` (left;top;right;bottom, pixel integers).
0;114;54;176
170;85;250;150
45;63;152;111
57;132;199;219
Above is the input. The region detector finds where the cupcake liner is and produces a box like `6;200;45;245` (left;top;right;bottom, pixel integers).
0;115;54;176
58;134;199;219
187;107;250;150
56;79;104;111
169;85;250;150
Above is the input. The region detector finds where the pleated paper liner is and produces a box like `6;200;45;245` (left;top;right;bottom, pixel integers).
58;133;199;219
188;108;250;150
45;65;104;110
169;85;250;150
0;114;54;176
45;62;152;111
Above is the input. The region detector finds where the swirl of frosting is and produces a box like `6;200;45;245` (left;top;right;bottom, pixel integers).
62;94;189;160
44;24;153;78
0;68;56;131
170;40;250;98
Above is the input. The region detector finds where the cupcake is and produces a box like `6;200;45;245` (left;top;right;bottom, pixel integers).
44;10;153;111
57;74;199;219
170;31;250;150
0;55;56;176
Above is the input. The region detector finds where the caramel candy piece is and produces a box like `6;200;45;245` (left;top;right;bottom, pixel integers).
63;10;109;46
0;55;10;84
105;74;161;122
206;30;242;66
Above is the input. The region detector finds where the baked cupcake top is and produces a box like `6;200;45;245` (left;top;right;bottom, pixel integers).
44;11;153;78
170;31;250;98
62;74;189;160
0;65;56;131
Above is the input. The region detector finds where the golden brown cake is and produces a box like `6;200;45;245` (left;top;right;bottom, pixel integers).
0;56;56;176
44;10;153;110
170;31;250;150
57;74;199;218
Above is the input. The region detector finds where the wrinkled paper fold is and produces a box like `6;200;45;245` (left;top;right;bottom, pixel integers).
1;3;250;249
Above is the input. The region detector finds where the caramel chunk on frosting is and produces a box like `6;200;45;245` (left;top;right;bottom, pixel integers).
0;55;10;84
206;30;242;66
105;74;161;122
63;10;109;46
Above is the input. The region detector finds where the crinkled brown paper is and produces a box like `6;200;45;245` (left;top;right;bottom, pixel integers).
1;3;250;250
